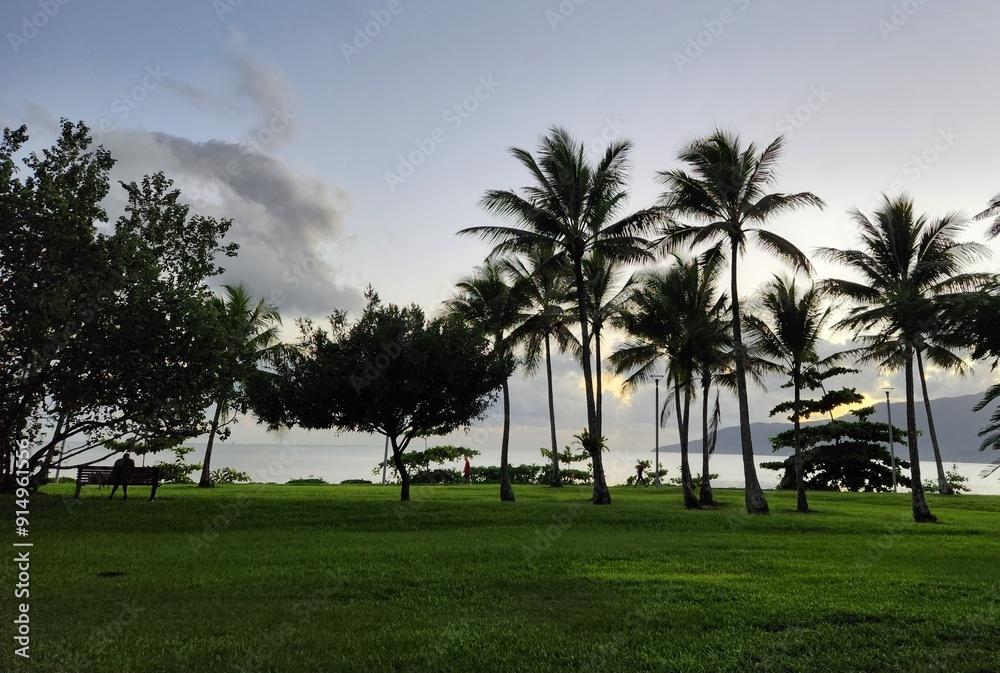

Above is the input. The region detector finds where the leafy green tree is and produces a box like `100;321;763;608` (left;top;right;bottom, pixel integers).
762;367;910;492
819;195;988;521
1;122;236;490
501;246;576;486
744;276;836;512
461;127;663;505
446;262;530;502
198;283;282;488
248;290;510;501
657;129;825;514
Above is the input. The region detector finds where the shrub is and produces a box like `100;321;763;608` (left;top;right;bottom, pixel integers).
286;476;328;485
923;465;971;494
153;446;202;484
210;467;251;484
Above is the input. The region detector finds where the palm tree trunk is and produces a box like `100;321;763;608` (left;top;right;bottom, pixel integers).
595;325;603;439
699;371;714;505
198;399;225;488
793;372;809;513
730;239;768;514
391;438;410;502
545;334;561;487
500;376;515;502
573;257;610;505
904;342;935;522
916;349;952;494
677;379;699;509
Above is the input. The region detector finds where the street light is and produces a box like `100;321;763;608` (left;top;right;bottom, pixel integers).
882;387;897;492
652;374;663;486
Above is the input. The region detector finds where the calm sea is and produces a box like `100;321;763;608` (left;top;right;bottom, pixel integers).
107;441;1000;495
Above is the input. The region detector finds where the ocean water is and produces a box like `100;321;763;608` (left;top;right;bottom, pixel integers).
187;442;1000;495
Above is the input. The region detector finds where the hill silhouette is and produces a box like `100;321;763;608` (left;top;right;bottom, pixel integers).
660;393;995;464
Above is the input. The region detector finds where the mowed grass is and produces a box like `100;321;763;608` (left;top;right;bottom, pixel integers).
3;483;999;673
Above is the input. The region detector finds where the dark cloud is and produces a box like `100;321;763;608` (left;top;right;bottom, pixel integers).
101;128;361;318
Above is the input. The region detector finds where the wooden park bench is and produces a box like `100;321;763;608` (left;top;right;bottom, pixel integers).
74;466;162;501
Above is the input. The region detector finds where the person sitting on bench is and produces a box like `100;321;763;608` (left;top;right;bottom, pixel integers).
108;453;135;500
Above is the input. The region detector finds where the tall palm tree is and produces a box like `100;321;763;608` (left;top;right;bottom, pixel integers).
657;129;825;514
460;127;663;505
611;255;725;509
859;336;971;494
744;276;835;513
819;194;989;522
446;262;530;502
199;282;282;488
502;247;576;486
581;251;635;439
690;249;733;506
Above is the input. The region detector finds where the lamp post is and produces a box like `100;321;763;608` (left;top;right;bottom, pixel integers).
653;374;663;486
882;387;897;492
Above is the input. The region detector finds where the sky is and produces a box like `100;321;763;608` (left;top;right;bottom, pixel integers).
3;0;999;474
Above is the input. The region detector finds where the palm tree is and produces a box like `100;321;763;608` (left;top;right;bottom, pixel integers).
199;282;282;488
611;255;725;509
657;129;825;514
460;127;663;505
690;251;733;506
859;337;972;494
975;194;1000;239
581;251;635;439
502;247;576;486
819;194;989;522
744;276;835;513
446;262;529;502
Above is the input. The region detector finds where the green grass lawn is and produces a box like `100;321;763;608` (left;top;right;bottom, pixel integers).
3;483;999;673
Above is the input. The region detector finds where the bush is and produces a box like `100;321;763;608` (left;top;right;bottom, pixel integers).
286;477;328;485
340;479;374;485
153;446;202;484
668;473;717;489
923;465;971;494
210;467;251;484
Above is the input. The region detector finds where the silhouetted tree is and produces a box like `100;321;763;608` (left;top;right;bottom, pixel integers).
657;129;825;514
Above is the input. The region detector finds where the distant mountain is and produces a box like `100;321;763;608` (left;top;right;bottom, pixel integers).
660;393;996;464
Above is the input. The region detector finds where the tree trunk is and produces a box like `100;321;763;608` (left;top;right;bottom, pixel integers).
391;441;410;502
677;380;700;509
545;334;561;487
573;257;610;505
198;399;225;488
904;343;935;522
730;238;768;514
793;371;809;513
595;323;603;440
499;376;515;502
916;349;952;494
699;371;714;506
